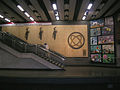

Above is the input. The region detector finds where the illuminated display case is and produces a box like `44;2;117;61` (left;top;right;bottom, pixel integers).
90;17;115;64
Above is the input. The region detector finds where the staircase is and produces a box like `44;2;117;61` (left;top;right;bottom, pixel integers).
0;31;65;70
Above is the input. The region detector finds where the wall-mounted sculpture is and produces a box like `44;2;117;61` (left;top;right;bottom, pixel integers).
39;27;43;40
52;27;57;40
68;32;85;49
25;27;30;40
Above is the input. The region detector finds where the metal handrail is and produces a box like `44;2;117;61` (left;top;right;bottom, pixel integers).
0;31;65;68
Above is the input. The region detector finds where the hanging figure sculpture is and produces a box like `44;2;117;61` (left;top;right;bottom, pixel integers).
52;27;57;40
39;27;43;40
25;27;30;40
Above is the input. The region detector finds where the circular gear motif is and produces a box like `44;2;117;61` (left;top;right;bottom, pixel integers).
68;32;85;49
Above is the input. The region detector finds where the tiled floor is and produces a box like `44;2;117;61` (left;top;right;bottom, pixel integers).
0;66;120;89
0;66;120;78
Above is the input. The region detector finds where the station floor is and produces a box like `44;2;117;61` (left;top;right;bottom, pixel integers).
0;66;120;89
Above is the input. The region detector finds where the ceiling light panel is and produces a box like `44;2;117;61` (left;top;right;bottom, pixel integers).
52;4;57;10
30;17;34;21
82;16;86;20
0;15;4;18
5;18;11;22
87;3;93;10
24;12;30;17
17;5;24;11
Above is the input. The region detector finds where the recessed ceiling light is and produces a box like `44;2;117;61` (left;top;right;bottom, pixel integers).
87;3;93;10
0;15;4;18
17;5;24;11
52;4;57;10
24;12;30;17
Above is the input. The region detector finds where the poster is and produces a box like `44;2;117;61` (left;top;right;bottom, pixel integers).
103;54;114;63
91;54;101;62
90;37;97;45
90;28;101;36
105;17;114;25
102;26;113;35
91;45;101;53
90;19;104;28
98;35;114;44
102;45;114;54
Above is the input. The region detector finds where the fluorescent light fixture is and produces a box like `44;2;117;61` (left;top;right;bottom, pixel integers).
30;17;34;21
5;18;11;22
52;4;57;10
56;16;59;20
17;5;24;11
82;16;86;20
24;12;30;17
87;3;93;10
0;15;4;18
55;12;58;16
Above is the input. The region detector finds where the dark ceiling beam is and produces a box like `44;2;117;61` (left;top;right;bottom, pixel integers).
77;0;90;20
86;0;102;20
104;0;120;17
2;0;30;22
73;0;83;21
56;0;64;20
95;0;116;19
1;0;26;22
69;0;76;20
30;0;48;21
100;0;119;18
16;0;38;21
38;0;51;21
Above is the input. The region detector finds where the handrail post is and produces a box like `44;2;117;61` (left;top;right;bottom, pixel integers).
36;44;37;54
25;43;27;53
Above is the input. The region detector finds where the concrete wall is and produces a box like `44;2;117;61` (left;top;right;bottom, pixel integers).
0;48;48;69
2;25;88;57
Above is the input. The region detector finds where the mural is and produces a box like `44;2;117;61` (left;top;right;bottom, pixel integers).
90;37;97;45
91;54;101;62
91;45;101;53
98;35;114;44
103;54;115;63
90;19;104;28
90;17;115;64
102;45;114;54
102;26;113;35
68;32;85;49
90;28;101;36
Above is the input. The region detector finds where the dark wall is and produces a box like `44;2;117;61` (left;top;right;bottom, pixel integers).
114;12;120;66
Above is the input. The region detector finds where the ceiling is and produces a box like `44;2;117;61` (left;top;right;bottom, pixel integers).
0;0;120;24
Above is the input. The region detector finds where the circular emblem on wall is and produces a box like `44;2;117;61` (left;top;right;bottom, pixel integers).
68;32;85;49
